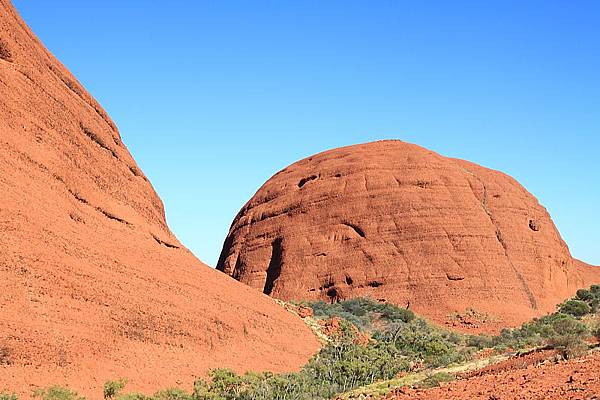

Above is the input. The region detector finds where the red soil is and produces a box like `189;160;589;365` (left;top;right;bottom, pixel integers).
0;1;319;397
388;351;600;400
217;140;599;332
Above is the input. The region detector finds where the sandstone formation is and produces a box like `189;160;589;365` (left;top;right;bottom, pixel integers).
218;140;599;329
0;1;318;396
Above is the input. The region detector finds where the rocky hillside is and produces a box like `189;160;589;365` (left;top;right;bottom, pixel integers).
218;140;599;330
0;1;318;396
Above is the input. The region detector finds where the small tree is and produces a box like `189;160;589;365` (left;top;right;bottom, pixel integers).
559;299;592;318
576;289;594;302
546;315;589;359
103;379;128;399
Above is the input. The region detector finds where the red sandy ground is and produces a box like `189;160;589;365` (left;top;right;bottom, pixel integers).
388;351;600;400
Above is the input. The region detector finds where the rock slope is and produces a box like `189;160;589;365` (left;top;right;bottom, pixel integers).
0;1;318;396
218;140;599;329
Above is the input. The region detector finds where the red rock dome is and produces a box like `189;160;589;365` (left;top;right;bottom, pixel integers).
0;1;318;396
218;140;599;330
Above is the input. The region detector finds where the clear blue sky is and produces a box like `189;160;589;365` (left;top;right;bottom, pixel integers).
13;1;599;266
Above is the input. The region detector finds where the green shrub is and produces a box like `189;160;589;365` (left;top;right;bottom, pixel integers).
104;379;127;399
307;298;414;331
569;285;600;313
417;372;455;389
194;370;315;400
576;289;594;302
559;299;592;317
114;394;149;400
151;388;192;400
0;393;18;400
32;386;85;400
493;312;589;356
545;315;589;358
592;324;600;340
187;329;409;400
591;299;600;313
192;379;223;400
304;339;407;394
465;334;494;349
375;319;470;367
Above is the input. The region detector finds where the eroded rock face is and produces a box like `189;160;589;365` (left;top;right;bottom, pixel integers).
0;1;318;395
218;140;599;329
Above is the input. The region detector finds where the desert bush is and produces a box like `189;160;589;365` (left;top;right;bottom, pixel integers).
375;319;470;367
187;327;408;400
593;324;600;340
193;370;315;400
465;334;494;349
0;393;18;400
32;386;85;400
151;388;192;400
559;299;592;318
590;299;600;313
309;301;364;328
307;298;414;331
104;379;128;399
576;289;594;302
545;315;589;358
493;312;589;353
568;285;600;313
114;394;149;400
304;339;407;393
417;372;455;389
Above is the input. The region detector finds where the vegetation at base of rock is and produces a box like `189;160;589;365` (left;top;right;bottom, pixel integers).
104;379;128;399
32;386;85;400
593;323;600;340
416;372;456;389
308;298;415;330
13;285;599;400
0;393;18;400
559;299;592;317
559;286;600;316
491;313;588;356
373;318;471;367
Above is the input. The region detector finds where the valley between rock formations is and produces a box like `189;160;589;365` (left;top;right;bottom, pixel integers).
1;1;599;399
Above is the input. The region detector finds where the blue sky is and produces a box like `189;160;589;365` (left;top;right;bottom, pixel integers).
13;1;599;266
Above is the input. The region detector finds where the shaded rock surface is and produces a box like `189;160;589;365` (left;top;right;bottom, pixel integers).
0;1;318;396
218;140;599;330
